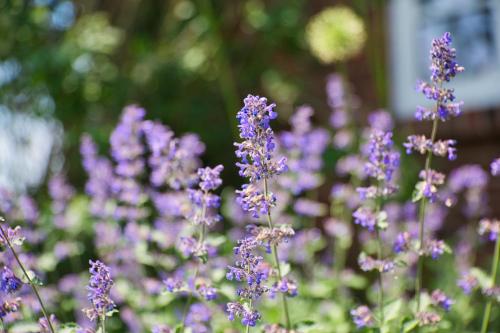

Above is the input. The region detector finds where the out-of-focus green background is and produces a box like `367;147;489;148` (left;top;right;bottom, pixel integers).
0;0;391;188
1;0;499;201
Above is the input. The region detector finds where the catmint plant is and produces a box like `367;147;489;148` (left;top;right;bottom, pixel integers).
479;157;500;333
0;217;55;333
228;95;293;331
404;32;464;312
83;260;116;333
175;164;223;331
351;126;400;327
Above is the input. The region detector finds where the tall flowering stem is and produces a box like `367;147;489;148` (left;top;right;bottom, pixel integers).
480;234;500;333
264;178;291;329
233;95;291;330
479;162;500;333
180;165;223;331
0;219;55;333
404;32;464;311
83;260;115;333
352;129;399;328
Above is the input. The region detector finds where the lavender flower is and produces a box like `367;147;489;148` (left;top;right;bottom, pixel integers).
447;165;488;218
278;106;329;194
359;129;400;197
368;110;394;131
80;135;114;219
83;260;115;322
491;158;500;176
39;314;58;333
404;136;457;161
431;290;453;311
185;303;212;333
414;32;464;122
358;253;394;273
416;311;441;326
269;278;298;298
457;272;478;294
393;232;413;254
352;207;377;231
417;169;446;202
227;302;261;327
424;239;447;259
186;165;224;227
0;266;22;293
234;95;287;185
293;198;327;217
336;154;366;180
0;297;21;319
478;218;500;242
351;305;375;328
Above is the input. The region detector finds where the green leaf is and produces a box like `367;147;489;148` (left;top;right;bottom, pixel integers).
412;182;424;203
403;319;419;332
377;211;388;230
383;299;403;323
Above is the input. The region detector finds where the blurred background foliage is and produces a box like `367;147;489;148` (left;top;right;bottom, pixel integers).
0;0;388;190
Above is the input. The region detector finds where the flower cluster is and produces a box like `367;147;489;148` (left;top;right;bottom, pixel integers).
414;32;464;122
416;169;446;202
491;158;500;176
457;272;478;294
226;236;268;326
83;260;115;322
358;253;394;273
351;305;374;328
478;218;500;242
0;266;22;293
431;289;453;311
278;106;329;195
424;239;447;260
447;165;488;218
186;165;224;227
235;95;287;183
247;224;295;253
416;311;441;326
404;135;457;161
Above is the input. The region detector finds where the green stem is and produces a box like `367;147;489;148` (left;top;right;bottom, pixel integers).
245;299;253;333
100;315;105;333
181;194;208;331
374;190;384;327
264;179;292;330
480;236;500;333
415;117;439;312
0;223;55;333
375;227;384;326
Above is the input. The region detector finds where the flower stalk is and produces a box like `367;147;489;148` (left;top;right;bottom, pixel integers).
479;235;500;333
415;117;439;311
264;178;292;330
0;222;55;333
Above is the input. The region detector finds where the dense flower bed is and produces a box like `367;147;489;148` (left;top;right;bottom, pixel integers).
0;33;499;333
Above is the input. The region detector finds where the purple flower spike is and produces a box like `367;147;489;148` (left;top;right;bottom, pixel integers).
457;272;478;294
351;305;375;328
234;95;287;184
0;267;22;294
83;260;115;322
490;158;500;176
431;289;453;311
